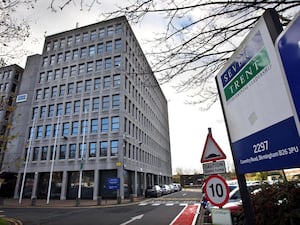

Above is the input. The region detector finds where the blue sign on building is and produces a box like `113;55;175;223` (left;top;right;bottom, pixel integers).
106;177;120;190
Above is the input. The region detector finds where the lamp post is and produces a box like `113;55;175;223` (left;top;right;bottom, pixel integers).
19;117;36;204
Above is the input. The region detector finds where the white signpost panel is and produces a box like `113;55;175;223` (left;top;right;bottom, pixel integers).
215;13;300;174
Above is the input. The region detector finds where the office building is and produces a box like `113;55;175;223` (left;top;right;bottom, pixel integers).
2;16;172;200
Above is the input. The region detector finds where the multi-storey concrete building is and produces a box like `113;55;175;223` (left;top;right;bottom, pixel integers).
2;16;172;201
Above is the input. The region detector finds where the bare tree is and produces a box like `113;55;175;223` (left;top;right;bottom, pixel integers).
0;0;36;65
100;0;300;108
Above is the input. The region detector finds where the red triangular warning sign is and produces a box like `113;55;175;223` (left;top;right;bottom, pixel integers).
201;133;226;163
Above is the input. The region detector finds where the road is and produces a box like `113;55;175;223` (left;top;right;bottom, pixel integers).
2;189;202;225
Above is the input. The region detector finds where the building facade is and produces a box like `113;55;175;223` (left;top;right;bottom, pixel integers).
2;16;172;200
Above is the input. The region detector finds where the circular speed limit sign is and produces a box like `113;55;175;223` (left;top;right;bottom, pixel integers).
203;174;230;207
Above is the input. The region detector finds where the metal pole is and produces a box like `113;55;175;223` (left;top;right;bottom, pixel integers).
77;111;87;201
46;116;61;204
19;117;36;204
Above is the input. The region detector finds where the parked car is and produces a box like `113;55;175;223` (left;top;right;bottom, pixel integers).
168;184;175;193
160;184;171;195
145;185;162;197
172;183;182;191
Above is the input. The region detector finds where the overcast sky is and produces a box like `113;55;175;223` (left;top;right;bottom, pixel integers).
15;0;233;174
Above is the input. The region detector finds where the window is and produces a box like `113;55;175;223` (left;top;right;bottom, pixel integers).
115;23;122;33
65;102;71;115
99;28;105;38
57;53;63;63
40;106;46;118
106;41;112;52
81;119;88;135
36;89;42;100
83;99;90;112
46;42;51;52
70;65;77;76
94;78;101;90
79;143;87;158
59;144;66;159
45;124;51;138
62;122;69;136
90;30;97;40
73;49;79;60
44;88;50;99
68;83;74;95
51;86;58;98
83;32;89;42
91;119;98;133
100;141;107;157
62;67;68;79
80;47;87;58
96;60;102;71
114;55;121;67
50;55;55;65
53;40;58;49
112;94;120;108
89;45;95;56
69;144;76;159
32;147;39;161
101;117;109;132
78;64;85;74
65;51;71;61
111;140;119;156
111;116;120;131
107;26;114;36
76;81;83;93
92;97;99;111
47;71;53;81
57;103;63;116
85;79;92;92
33;107;38;119
75;34;81;44
41;146;48;160
67;36;73;46
87;62;93;73
113;74;121;87
48;105;54;117
59;84;66;96
54;69;60;80
74;100;80;114
97;43;104;53
115;39;122;50
102;96;109;110
37;126;43;138
105;58;111;70
71;121;79;135
89;142;97;157
39;72;46;83
42;57;48;66
60;39;65;48
103;76;110;89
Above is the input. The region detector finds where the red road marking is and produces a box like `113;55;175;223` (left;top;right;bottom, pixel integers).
170;204;200;225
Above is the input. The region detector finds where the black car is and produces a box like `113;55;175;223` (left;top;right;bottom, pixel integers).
145;185;162;197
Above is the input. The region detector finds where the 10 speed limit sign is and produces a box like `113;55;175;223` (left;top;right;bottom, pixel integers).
203;174;230;207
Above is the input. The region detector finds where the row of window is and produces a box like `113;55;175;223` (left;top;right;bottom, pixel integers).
30;116;120;139
36;75;120;100
45;23;122;52
40;57;122;84
0;70;20;81
42;39;122;67
33;95;120;119
30;140;119;161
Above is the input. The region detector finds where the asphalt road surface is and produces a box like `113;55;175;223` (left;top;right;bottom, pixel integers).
2;189;202;225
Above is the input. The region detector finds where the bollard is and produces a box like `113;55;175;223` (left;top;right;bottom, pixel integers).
31;196;37;206
76;197;80;207
97;196;102;206
117;196;121;204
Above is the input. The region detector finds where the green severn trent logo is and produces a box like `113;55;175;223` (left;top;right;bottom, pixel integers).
220;31;271;101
